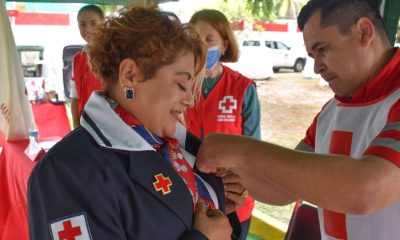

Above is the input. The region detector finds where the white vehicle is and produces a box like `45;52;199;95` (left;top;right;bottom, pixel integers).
241;38;307;72
225;44;274;80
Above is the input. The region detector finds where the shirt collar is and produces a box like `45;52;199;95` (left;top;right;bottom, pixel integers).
80;91;188;151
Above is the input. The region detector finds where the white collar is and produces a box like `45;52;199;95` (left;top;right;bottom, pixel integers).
80;91;188;152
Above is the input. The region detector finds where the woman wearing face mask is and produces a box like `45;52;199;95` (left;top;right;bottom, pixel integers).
186;9;261;240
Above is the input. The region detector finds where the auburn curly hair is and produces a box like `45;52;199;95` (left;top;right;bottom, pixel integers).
88;6;206;94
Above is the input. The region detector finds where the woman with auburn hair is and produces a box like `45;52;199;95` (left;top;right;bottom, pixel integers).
28;7;236;240
185;9;261;240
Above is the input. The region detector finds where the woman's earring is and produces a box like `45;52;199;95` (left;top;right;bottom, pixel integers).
124;87;135;100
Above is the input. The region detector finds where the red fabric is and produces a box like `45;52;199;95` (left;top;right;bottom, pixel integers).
323;209;347;239
165;138;199;210
0;132;45;240
0;102;70;239
73;51;103;117
31;101;71;141
321;130;353;239
236;197;255;222
114;105;140;127
303;48;400;150
113;105;215;211
302;100;333;149
365;146;400;168
186;66;252;137
335;48;400;104
329;131;353;155
185;66;254;222
14;12;69;26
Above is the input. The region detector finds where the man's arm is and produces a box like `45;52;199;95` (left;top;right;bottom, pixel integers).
234;168;297;205
197;133;400;214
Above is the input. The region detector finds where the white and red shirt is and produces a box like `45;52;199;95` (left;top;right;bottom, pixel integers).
301;48;400;239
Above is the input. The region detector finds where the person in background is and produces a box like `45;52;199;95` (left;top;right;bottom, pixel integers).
196;0;400;239
70;4;104;128
28;6;235;240
185;9;261;240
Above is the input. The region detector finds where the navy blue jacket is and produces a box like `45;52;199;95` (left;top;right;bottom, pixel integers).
28;92;240;240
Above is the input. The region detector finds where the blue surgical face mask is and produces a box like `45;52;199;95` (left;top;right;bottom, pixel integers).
206;45;221;70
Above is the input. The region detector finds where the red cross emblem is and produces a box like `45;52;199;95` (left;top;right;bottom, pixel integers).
50;213;91;240
218;96;237;114
58;220;82;240
153;173;172;195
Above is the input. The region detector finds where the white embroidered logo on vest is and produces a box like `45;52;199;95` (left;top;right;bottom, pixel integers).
218;96;237;114
217;96;237;122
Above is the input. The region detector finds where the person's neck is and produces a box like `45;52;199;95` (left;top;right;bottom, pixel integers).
369;44;395;81
205;63;223;79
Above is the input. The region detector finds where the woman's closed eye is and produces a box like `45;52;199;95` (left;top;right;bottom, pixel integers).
177;82;187;92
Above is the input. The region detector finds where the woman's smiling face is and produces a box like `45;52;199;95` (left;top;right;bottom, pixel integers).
128;52;195;137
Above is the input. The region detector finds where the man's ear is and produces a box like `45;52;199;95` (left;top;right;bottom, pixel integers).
118;58;142;88
356;17;375;47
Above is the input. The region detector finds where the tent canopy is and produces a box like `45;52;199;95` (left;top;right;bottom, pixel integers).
4;0;399;43
5;0;176;4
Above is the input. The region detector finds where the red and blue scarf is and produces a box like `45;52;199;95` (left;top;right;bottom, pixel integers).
113;105;215;211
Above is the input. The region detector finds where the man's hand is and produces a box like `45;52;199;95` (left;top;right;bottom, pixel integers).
196;133;252;173
193;201;232;240
216;170;247;214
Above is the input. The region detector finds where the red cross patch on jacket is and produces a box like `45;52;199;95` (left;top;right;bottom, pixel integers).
49;213;92;240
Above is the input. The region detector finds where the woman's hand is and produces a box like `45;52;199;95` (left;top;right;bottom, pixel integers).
193;201;232;240
216;169;248;214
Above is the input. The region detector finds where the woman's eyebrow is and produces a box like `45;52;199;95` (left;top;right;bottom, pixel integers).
175;71;193;80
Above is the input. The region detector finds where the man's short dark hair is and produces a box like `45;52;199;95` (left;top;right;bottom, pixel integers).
298;0;387;39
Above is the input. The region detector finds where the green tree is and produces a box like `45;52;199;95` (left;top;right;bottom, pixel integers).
244;0;274;20
222;0;275;21
221;0;307;22
199;0;308;23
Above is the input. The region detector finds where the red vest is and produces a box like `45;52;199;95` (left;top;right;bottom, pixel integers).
73;50;103;117
186;66;255;222
186;66;253;137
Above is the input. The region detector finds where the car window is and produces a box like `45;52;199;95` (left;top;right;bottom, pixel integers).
276;41;289;50
243;40;260;47
265;41;274;49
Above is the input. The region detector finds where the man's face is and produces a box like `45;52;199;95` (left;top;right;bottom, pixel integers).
303;11;373;97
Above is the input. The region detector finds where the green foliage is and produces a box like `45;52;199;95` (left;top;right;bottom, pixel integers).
215;0;309;22
245;0;274;20
215;0;249;22
97;4;122;16
222;0;276;22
